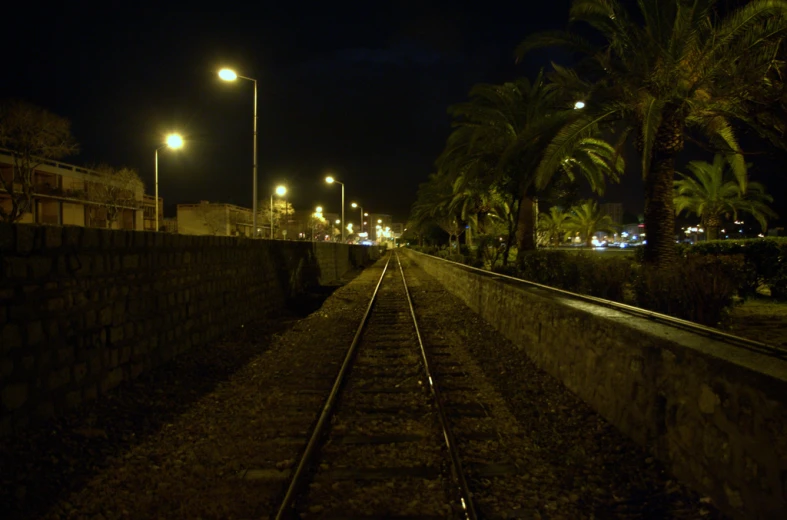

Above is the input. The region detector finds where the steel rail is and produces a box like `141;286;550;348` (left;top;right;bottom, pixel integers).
411;250;787;360
273;254;392;520
396;252;479;520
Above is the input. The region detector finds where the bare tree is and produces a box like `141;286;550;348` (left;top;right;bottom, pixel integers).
195;202;226;235
0;100;78;222
86;165;144;229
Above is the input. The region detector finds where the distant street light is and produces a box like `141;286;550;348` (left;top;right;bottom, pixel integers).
154;133;184;232
270;185;287;239
326;176;345;242
351;202;364;233
574;100;586;110
218;67;260;236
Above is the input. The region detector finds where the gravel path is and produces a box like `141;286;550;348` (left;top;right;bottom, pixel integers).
400;254;726;519
1;265;383;520
2;255;728;519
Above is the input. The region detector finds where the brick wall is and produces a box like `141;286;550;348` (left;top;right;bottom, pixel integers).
0;223;382;435
403;249;787;520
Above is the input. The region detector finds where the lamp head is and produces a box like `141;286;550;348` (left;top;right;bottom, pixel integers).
574;100;586;110
165;133;184;149
325;176;335;184
275;185;287;197
351;202;358;208
315;206;323;213
335;219;341;224
218;69;238;81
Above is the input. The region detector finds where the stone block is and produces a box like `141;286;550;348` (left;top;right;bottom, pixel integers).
2;256;27;278
57;346;75;364
122;254;139;269
15;225;36;254
1;383;28;410
33;402;55;420
131;362;144;379
99;306;113;326
63;226;82;247
65;390;81;408
84;384;97;402
73;362;88;383
112;301;126;325
81;228;99;249
47;297;65;311
0;222;13;252
26;321;44;345
109;326;124;345
44;226;63;249
49;366;71;390
0;359;13;378
100;367;124;393
1;324;23;352
89;356;102;376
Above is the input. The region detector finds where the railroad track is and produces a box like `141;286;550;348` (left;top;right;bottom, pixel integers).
273;252;486;519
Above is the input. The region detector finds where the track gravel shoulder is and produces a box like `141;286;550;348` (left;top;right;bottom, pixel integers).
399;254;726;520
3;262;385;520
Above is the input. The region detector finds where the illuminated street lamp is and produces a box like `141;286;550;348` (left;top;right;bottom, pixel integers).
218;67;260;236
270;185;286;239
326;176;345;242
574;100;586;110
154;133;184;232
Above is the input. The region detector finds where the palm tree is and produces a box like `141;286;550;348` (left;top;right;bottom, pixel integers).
565;200;617;247
438;72;624;259
538;206;571;246
675;155;777;240
517;0;787;267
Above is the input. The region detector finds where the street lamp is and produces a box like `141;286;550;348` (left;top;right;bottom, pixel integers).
218;67;260;237
325;176;345;242
154;133;184;232
574;100;586;110
271;185;286;239
351;202;365;234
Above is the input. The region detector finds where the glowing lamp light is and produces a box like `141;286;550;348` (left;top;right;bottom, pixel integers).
275;185;287;197
315;206;323;213
574;101;586;109
218;69;238;81
166;133;184;149
325;176;335;184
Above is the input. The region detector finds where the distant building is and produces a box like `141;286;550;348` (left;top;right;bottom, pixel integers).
176;201;254;237
0;148;144;230
600;203;623;226
142;194;164;231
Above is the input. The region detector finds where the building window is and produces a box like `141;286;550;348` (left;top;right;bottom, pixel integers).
36;200;61;225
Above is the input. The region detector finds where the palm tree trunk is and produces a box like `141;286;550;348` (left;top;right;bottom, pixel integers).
705;216;721;241
515;196;537;261
643;153;678;266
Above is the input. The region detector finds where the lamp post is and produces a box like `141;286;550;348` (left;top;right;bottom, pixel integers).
218;68;260;237
351;202;364;234
325;176;345;243
270;185;286;239
154;133;184;232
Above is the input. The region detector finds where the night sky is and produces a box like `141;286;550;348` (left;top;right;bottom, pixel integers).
2;1;785;226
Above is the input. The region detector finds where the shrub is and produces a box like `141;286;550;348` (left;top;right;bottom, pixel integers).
633;255;742;326
513;250;635;303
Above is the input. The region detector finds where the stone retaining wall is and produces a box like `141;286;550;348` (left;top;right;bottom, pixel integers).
0;223;382;435
403;249;787;520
